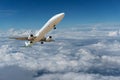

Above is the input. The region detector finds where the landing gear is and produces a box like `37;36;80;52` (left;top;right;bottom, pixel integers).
53;25;56;29
54;27;56;29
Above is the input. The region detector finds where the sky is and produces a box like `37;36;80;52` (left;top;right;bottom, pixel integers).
1;0;120;80
0;0;120;30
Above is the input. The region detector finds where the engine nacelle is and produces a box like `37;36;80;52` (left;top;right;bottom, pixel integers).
46;36;53;42
28;34;34;41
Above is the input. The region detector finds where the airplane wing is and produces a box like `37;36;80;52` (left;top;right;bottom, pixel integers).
9;37;28;40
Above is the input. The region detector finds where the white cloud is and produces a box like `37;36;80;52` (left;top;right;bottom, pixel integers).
108;31;119;36
0;25;120;80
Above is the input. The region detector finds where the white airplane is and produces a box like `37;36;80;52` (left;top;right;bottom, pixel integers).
10;13;65;47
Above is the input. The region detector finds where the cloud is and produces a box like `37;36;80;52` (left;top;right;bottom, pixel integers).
35;72;120;80
0;25;120;80
0;66;34;80
108;31;119;36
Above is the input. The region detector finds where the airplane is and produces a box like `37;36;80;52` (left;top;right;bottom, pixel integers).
10;13;65;47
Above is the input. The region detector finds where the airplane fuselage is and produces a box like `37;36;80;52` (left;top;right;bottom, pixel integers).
10;13;65;47
34;13;65;42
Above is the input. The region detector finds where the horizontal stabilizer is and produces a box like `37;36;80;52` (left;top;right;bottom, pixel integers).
25;41;34;47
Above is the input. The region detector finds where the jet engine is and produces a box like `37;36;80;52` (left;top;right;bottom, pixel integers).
46;36;53;42
28;34;34;41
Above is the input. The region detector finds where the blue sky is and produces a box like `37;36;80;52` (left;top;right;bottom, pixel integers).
0;0;120;30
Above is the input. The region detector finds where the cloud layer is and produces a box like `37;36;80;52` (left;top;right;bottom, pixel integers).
0;25;120;80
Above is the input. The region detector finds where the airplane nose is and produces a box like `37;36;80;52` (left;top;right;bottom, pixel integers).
60;13;65;16
59;13;65;17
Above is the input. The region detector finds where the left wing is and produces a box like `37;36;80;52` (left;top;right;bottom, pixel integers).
9;37;28;40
